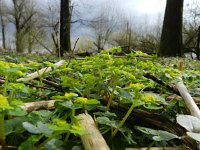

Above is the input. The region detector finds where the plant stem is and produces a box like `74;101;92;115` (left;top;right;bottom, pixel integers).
0;113;6;148
147;141;155;150
106;87;115;111
3;76;8;97
112;103;135;138
64;132;70;143
72;109;75;118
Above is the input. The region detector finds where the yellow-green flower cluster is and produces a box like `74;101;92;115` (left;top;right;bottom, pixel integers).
64;92;78;99
53;119;68;127
0;95;13;112
28;61;41;69
141;93;156;103
48;119;69;131
128;83;145;91
0;61;25;78
43;61;53;67
135;51;150;57
75;97;88;104
0;61;10;71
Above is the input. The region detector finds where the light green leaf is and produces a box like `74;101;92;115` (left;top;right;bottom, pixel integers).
37;122;53;136
187;132;200;142
177;115;200;132
23;122;41;134
45;139;65;150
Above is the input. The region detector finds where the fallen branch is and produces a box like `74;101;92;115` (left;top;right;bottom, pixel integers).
21;100;62;112
175;78;200;119
144;72;179;95
167;95;200;105
25;82;60;91
17;60;65;82
77;113;110;150
0;78;62;92
41;79;62;90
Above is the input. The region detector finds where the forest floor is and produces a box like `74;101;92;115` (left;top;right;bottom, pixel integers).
0;48;200;150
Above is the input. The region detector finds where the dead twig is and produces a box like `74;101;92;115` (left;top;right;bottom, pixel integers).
144;72;180;95
66;38;80;68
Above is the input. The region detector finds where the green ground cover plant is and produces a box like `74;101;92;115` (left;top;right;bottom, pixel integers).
0;48;200;149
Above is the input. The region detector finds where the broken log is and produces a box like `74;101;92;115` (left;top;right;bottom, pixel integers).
41;79;62;90
77;113;110;150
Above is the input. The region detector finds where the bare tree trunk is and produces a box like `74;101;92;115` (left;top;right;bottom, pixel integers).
15;31;24;52
52;21;60;56
159;0;184;57
13;0;24;53
0;15;6;49
28;33;34;54
60;0;71;57
12;0;36;53
196;26;200;60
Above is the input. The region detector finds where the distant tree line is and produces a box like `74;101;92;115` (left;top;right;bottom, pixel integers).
0;0;199;58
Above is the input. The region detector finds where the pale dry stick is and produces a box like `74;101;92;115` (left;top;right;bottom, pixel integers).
175;77;200;119
0;145;17;150
175;61;200;118
77;113;110;150
20;100;62;112
17;60;65;82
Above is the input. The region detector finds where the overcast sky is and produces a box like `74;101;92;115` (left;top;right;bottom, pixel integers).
0;0;198;48
70;0;197;38
71;0;194;18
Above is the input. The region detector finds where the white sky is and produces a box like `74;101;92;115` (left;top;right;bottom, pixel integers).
121;0;165;14
0;0;198;47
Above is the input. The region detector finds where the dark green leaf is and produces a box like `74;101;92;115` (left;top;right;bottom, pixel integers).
5;117;27;135
135;126;180;141
19;135;41;150
94;111;117;118
7;107;27;116
96;117;117;127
